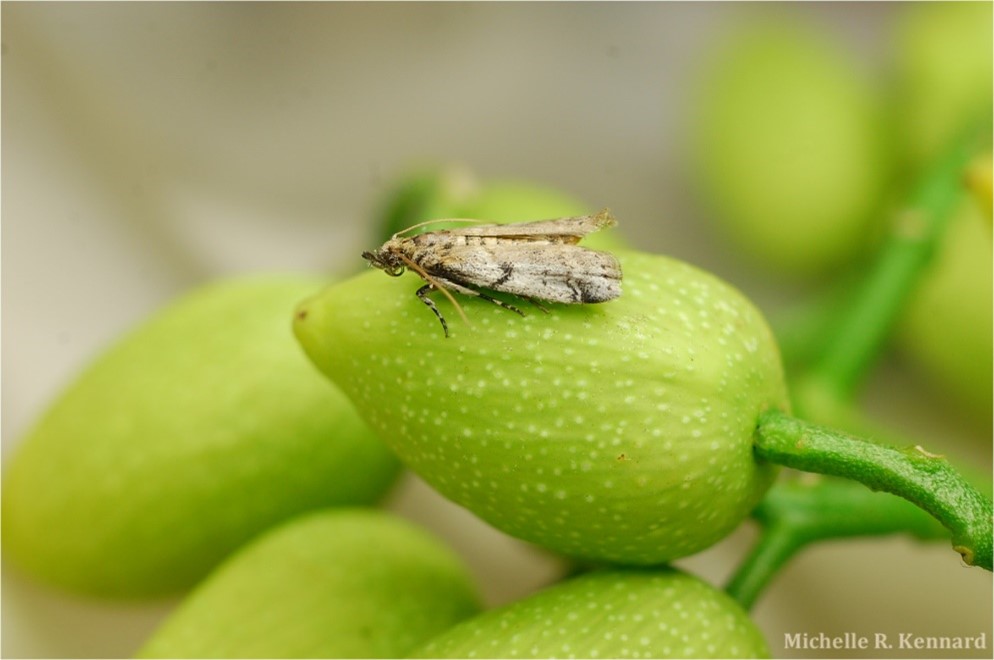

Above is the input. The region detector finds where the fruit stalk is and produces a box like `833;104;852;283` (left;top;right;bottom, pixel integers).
753;409;993;571
725;477;950;609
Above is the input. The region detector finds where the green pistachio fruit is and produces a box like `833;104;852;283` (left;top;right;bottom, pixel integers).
1;276;401;597
374;170;626;252
894;1;993;171
464;180;589;220
375;166;481;241
294;250;787;565
138;509;481;659
897;198;993;425
411;568;769;659
462;180;629;252
689;21;890;276
891;2;992;429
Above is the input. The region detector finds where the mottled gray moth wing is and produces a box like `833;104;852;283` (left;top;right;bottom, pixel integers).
434;209;616;241
429;243;622;304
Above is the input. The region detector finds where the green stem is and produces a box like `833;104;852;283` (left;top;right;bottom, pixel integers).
796;127;985;408
726;476;950;610
725;522;799;611
753;409;993;571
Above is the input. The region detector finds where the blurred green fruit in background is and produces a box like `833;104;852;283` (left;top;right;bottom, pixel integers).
893;2;993;173
375;168;627;252
891;2;992;428
463;180;588;219
897;198;993;427
138;509;481;659
1;276;401;597
374;166;481;241
689;20;891;277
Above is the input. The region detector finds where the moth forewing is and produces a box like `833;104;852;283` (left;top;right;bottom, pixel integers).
408;209;617;243
362;209;623;336
423;243;622;304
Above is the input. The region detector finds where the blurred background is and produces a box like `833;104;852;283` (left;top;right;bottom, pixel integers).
2;3;991;658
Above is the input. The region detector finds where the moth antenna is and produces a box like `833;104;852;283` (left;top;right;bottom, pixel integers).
397;253;471;326
392;218;487;239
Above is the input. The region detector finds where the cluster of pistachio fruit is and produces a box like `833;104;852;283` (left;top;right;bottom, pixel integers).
4;5;991;658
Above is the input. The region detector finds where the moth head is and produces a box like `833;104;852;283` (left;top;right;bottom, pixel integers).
362;248;405;277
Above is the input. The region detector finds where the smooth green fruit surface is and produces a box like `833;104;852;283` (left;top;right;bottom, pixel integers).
138;509;481;659
2;276;401;597
295;250;787;565
690;22;890;276
411;568;769;659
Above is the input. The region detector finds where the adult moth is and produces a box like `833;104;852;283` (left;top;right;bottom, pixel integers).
362;209;623;337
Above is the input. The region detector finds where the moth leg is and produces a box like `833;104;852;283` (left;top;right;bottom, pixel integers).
431;276;526;318
416;284;449;337
521;297;550;314
475;291;526;317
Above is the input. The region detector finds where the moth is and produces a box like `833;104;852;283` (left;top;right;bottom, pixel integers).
362;209;622;337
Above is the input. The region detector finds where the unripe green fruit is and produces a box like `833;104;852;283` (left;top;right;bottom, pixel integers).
898;199;993;425
894;1;993;171
295;250;787;565
466;180;589;220
411;568;769;659
138;509;481;659
463;180;629;252
375;170;626;252
689;22;890;276
891;2;992;428
375;166;481;241
1;276;400;597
